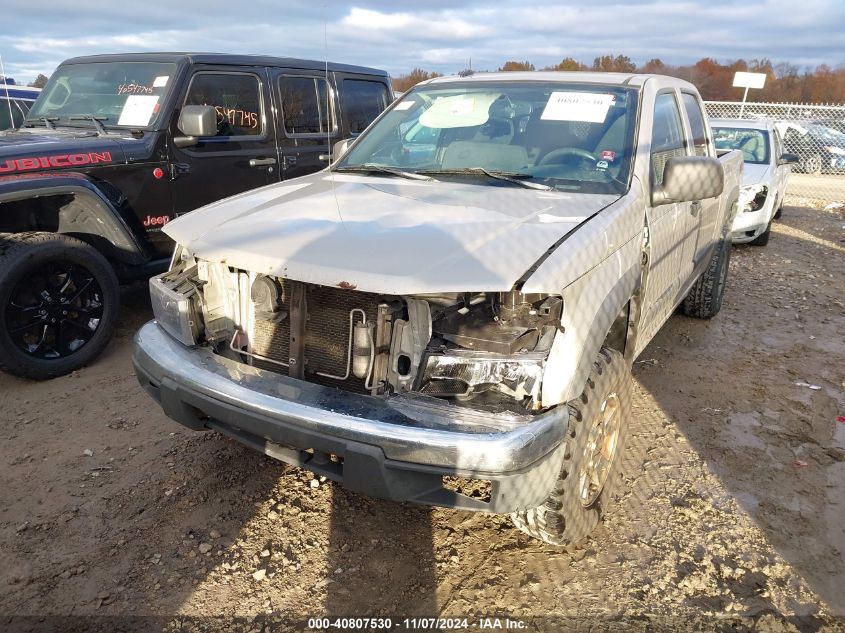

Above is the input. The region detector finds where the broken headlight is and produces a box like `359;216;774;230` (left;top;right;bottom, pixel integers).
418;350;544;403
739;184;768;213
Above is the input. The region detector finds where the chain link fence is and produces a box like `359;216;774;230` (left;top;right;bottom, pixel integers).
705;101;845;206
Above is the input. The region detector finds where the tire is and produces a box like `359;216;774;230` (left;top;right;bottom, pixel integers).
773;206;783;220
0;232;119;379
683;237;731;319
749;221;772;246
510;348;632;546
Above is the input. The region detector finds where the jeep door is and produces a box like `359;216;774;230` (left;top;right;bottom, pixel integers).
272;70;338;179
170;66;279;216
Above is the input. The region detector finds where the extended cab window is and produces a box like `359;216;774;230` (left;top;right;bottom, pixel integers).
342;79;390;134
184;72;263;137
681;93;709;157
651;93;686;186
279;76;334;136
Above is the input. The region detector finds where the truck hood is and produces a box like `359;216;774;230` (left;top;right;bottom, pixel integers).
741;163;772;187
165;172;619;294
0;127;127;172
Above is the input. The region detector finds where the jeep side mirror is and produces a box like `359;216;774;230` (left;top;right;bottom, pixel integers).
778;152;799;165
174;105;217;148
651;156;724;206
332;138;353;162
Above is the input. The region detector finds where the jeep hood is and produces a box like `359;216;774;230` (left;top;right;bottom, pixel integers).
0;127;127;170
165;172;619;294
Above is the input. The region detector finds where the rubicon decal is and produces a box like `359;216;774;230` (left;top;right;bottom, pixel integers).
0;152;113;174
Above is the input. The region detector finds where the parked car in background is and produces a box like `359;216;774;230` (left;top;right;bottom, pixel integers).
0;83;40;130
0;52;392;379
712;119;797;246
134;72;742;546
781;123;845;175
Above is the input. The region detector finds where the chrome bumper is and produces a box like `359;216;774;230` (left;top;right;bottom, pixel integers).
132;321;568;510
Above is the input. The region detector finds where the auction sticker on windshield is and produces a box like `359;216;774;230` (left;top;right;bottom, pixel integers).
118;95;160;126
541;92;615;123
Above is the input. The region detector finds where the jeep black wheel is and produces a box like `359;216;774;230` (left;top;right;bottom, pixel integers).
0;232;119;379
510;348;632;546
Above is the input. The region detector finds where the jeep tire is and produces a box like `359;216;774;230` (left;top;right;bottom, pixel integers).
511;347;632;546
0;232;119;379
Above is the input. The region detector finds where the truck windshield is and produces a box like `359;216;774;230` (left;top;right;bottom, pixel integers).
712;127;771;164
27;62;178;129
336;81;639;194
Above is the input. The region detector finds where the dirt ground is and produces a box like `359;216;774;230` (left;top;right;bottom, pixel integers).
1;204;843;632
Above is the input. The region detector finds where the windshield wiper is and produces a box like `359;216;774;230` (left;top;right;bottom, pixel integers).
69;115;109;135
417;167;553;190
25;116;60;130
334;163;435;181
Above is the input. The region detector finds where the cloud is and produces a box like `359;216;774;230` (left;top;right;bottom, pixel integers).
0;0;842;83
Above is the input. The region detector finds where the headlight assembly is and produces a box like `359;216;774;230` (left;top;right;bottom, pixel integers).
149;267;202;346
738;184;768;212
418;350;545;403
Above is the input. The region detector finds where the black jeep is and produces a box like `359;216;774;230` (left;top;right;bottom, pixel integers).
0;53;392;379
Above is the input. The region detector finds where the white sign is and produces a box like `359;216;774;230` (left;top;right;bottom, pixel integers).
541;92;615;123
117;95;160;126
733;72;766;89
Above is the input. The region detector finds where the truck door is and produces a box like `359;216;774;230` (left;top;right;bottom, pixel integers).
170;66;279;216
272;70;339;180
640;91;691;341
680;92;716;271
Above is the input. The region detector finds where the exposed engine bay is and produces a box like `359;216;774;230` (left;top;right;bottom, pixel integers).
152;256;564;414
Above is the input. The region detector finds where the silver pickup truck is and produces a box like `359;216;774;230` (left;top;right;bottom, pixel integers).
133;72;742;545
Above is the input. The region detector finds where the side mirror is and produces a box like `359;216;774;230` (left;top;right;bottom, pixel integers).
778;152;799;165
332;138;353;162
174;105;217;148
652;156;724;206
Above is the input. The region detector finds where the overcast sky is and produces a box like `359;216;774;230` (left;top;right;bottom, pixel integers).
2;0;843;83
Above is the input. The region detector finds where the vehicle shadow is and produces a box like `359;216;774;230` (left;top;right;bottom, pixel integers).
631;208;845;615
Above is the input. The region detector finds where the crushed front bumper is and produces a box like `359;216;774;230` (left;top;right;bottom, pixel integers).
132;321;568;513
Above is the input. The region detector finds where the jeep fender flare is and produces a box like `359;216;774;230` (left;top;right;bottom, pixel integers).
0;172;148;265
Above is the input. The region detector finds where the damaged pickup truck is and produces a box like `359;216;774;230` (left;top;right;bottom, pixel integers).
133;72;742;545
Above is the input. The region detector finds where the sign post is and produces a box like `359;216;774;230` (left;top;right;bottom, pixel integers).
733;72;767;118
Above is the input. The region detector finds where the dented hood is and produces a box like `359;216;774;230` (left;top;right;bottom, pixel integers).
164;172;618;294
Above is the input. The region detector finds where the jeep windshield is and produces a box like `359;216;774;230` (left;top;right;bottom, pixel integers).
336;81;639;194
26;62;177;130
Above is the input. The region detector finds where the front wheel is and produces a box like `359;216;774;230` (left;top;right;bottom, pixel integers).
0;232;119;379
802;153;823;176
510;348;632;546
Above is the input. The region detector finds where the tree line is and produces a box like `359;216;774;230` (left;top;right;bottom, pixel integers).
392;56;845;103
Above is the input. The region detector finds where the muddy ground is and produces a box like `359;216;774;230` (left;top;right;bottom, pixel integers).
1;204;843;632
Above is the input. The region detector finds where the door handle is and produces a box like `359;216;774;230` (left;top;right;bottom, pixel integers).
249;157;277;167
690;201;702;216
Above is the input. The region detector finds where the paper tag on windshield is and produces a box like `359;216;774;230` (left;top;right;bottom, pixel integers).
118;95;160;126
541;92;615;123
448;98;474;116
394;100;415;111
152;76;169;88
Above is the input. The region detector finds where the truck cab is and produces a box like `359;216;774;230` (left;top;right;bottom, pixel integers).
0;53;391;379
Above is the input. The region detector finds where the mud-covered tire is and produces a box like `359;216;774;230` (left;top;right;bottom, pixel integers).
0;232;119;380
683;237;731;319
749;221;772;246
510;348;632;546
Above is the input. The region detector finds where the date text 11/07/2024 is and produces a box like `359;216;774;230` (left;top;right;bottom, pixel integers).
305;617;527;630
